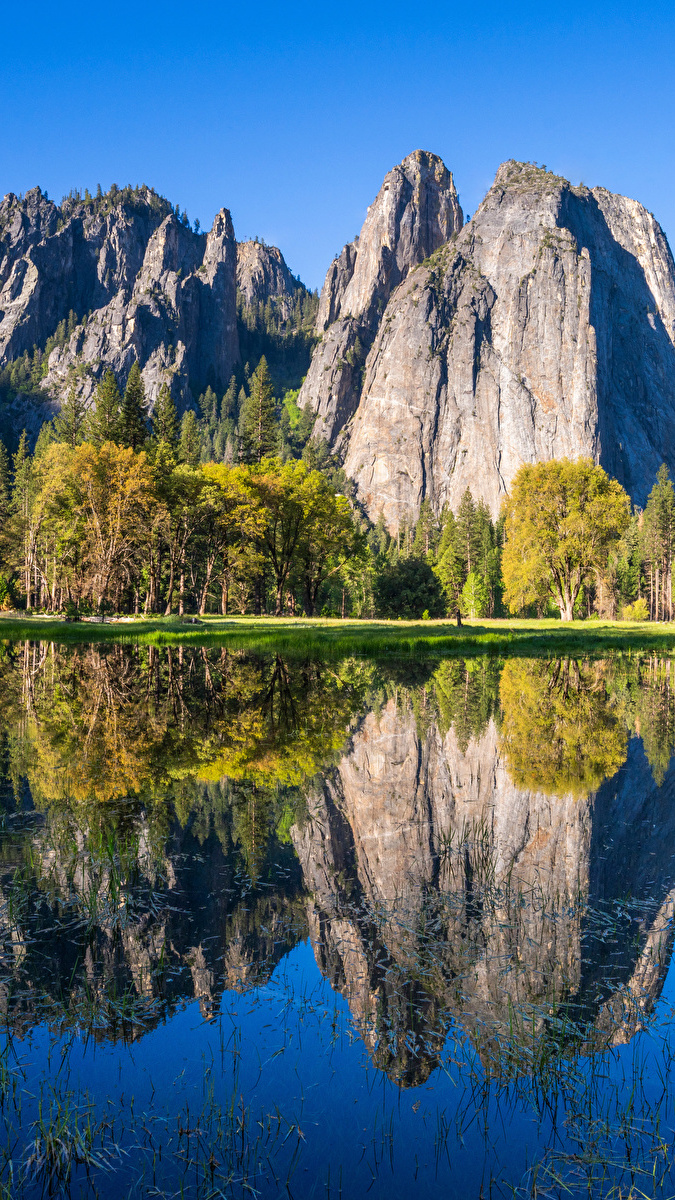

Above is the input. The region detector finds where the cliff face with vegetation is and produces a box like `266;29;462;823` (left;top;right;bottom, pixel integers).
0;186;304;416
4;155;675;524
300;157;675;528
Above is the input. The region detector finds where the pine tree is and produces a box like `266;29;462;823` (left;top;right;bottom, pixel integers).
198;385;218;428
87;371;122;446
239;356;277;464
179;410;201;467
642;464;675;620
53;387;87;447
455;488;479;576
0;441;10;525
435;510;464;614
152;383;180;452
222;376;237;421
120;362;148;450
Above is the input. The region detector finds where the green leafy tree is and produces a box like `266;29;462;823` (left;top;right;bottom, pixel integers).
502;458;631;621
293;473;365;616
87;371;122;446
120;362;148;450
239;356;277;464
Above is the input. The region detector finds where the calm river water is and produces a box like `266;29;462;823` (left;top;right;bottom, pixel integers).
1;642;675;1197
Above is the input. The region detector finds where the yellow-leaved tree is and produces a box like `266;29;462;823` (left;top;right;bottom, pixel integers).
501;458;630;620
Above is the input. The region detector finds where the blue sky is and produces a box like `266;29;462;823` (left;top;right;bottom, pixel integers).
1;1;673;289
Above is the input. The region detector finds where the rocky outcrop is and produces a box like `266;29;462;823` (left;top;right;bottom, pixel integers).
236;240;301;319
343;161;675;527
297;150;463;444
0;186;239;409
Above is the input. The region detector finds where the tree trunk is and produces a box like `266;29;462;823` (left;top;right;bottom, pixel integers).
164;556;176;615
178;563;185;616
199;559;215;615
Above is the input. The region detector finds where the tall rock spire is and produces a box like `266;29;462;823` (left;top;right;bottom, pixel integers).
298;150;463;444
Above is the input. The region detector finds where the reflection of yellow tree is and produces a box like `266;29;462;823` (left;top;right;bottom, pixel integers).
499;659;627;796
2;646;372;813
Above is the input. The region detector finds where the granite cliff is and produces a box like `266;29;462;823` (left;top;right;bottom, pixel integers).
236;239;303;319
4;154;675;518
303;157;675;526
0;186;302;415
296;150;463;445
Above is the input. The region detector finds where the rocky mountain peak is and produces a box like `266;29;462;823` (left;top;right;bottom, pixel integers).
236;240;301;318
300;150;463;444
343;159;675;529
316;148;462;333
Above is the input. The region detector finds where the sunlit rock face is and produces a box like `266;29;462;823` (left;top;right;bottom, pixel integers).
292;700;675;1081
0;187;239;410
236;240;301;320
297;150;463;445
341;161;675;528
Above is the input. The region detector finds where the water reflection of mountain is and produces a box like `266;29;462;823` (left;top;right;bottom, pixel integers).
1;647;675;1085
291;694;675;1084
0;808;307;1039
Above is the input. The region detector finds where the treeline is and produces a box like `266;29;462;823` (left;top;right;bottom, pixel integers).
1;352;675;622
0;354;505;619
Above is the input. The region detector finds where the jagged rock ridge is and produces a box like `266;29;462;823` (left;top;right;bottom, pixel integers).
0;185;304;412
236;240;303;319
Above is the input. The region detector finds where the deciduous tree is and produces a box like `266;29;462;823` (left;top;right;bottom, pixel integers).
502;458;630;621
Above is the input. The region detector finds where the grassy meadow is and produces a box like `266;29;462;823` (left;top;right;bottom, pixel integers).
1;612;675;659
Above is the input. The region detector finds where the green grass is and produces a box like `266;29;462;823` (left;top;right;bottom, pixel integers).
2;613;675;660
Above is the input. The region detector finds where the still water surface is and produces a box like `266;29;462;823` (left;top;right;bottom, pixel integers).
1;643;675;1196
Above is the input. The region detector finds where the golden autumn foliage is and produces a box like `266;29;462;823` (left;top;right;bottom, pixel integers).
502;459;631;620
498;658;627;797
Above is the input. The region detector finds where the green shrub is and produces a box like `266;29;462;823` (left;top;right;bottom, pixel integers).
622;597;649;621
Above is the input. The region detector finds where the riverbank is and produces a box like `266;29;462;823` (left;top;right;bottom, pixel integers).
1;613;675;659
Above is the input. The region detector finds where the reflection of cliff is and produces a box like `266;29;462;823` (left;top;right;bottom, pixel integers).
0;806;307;1040
292;699;675;1083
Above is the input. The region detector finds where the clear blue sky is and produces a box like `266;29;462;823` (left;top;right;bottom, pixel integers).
1;1;673;290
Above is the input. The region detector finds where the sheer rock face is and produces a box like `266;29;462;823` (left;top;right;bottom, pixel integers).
0;188;239;409
236;241;300;319
343;161;675;528
297;150;463;443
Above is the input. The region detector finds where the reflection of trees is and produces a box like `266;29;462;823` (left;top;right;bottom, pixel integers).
499;658;627;796
0;643;372;809
4;643;675;1096
609;655;675;787
293;667;675;1086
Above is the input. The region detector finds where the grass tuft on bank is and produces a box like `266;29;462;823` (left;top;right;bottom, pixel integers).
1;613;675;660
